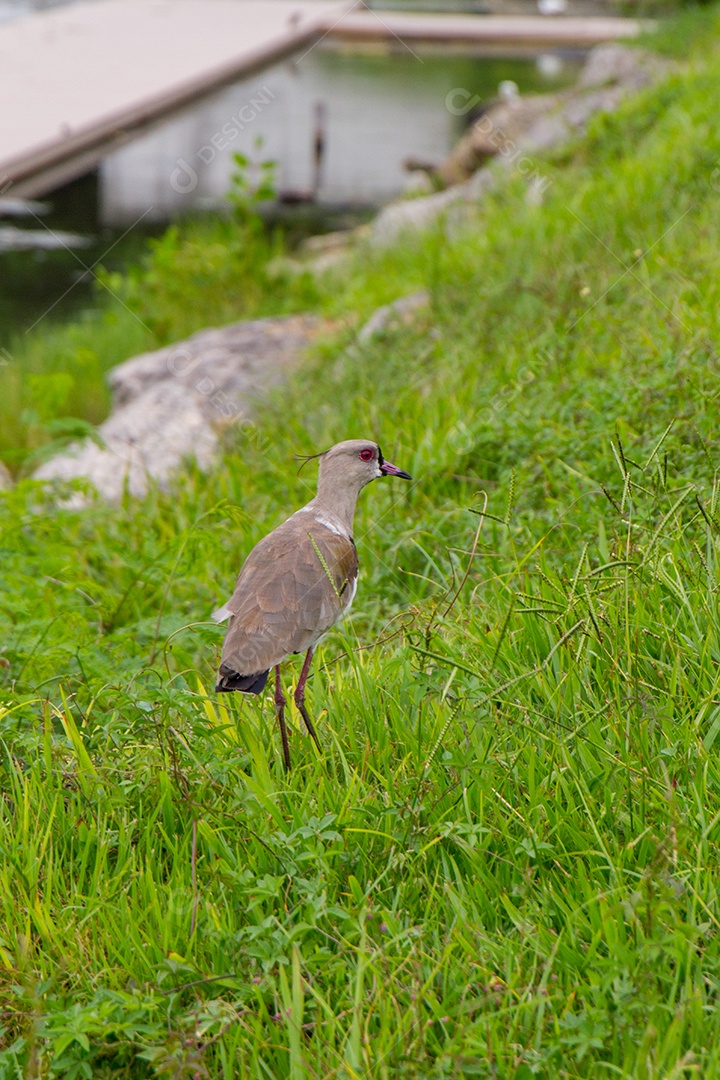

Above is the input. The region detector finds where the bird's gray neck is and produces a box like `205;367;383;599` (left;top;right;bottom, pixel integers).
307;476;363;537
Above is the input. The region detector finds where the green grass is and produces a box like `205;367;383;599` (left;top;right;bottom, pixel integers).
3;8;720;1076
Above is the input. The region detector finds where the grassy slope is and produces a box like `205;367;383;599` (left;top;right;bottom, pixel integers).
3;13;720;1077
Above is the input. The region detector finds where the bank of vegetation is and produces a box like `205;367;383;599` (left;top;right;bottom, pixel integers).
2;8;720;1076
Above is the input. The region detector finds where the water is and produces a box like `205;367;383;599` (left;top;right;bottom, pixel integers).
0;174;164;349
101;44;581;224
0;0;67;22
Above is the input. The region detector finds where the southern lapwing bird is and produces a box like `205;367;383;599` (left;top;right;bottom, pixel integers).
213;439;412;770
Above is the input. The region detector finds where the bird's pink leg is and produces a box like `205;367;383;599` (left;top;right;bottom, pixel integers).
294;648;320;750
274;666;291;771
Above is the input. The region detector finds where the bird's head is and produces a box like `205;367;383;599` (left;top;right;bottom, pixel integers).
317;439;412;493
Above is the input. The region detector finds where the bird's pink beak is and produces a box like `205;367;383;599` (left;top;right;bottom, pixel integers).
380;459;412;480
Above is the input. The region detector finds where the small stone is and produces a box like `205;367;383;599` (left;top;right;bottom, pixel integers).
357;291;429;343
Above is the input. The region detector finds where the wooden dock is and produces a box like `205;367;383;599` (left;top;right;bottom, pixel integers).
330;10;645;50
0;0;349;197
0;0;646;199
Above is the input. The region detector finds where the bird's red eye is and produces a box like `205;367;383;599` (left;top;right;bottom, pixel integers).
359;448;374;462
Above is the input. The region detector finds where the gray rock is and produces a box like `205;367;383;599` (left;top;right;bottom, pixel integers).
357;291;429;343
464;167;501;201
403;171;435;197
370;186;467;246
34;381;219;506
578;42;667;91
514;112;569;155
109;315;320;412
371;166;497;247
34;314;323;503
299;230;353;255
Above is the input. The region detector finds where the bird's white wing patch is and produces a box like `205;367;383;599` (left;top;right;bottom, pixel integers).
211;602;233;623
315;511;347;537
295;506;348;538
344;573;358;611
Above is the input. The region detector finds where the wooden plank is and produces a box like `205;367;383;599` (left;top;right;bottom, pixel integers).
326;11;647;49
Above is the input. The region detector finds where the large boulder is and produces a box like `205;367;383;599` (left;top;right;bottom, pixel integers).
34;314;324;503
577;42;669;91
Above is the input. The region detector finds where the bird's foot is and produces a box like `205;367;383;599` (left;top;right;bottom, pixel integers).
295;697;321;751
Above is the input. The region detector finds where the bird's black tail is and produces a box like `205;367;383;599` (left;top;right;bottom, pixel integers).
216;665;269;695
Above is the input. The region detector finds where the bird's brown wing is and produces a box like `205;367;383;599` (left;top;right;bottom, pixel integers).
220;518;358;677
